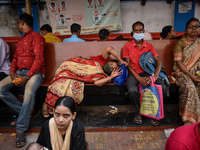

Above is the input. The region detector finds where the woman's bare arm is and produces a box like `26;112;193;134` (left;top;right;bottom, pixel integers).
94;68;121;86
176;61;200;83
102;46;128;66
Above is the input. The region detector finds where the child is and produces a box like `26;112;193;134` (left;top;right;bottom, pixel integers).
25;142;48;150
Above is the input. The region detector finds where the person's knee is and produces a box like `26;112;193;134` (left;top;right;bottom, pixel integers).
128;91;141;98
0;77;12;94
126;80;138;92
23;89;36;103
0;85;6;96
126;85;139;93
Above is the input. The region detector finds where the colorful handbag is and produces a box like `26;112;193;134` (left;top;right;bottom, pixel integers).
139;76;164;120
113;64;128;85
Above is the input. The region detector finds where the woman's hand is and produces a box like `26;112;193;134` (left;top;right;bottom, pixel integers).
121;61;128;66
190;74;200;84
94;68;121;86
110;68;122;78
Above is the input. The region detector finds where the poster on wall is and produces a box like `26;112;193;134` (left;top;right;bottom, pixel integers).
174;0;195;32
46;0;122;35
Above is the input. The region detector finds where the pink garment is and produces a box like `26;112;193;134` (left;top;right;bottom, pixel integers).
165;122;200;150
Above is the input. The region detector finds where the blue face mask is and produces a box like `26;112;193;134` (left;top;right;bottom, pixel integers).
133;33;144;41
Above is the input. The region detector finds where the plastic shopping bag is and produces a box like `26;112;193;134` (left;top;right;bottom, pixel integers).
113;64;128;85
139;76;164;120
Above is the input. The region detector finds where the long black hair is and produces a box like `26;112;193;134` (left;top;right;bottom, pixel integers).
160;25;172;38
54;96;76;114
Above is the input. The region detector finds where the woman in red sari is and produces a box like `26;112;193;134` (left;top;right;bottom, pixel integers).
42;46;128;117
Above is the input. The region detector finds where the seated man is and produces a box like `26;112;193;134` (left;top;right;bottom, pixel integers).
42;46;128;117
63;23;86;42
40;24;62;43
99;28;109;41
0;13;45;148
0;38;10;81
123;21;167;126
165;122;200;150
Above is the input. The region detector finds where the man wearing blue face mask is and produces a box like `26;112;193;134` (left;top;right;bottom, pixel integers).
123;21;167;126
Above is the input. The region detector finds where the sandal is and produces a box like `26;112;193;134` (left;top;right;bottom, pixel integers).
149;118;160;126
133;114;143;125
42;103;49;118
16;132;26;148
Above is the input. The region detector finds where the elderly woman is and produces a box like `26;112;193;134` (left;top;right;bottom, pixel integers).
42;46;128;117
173;18;200;124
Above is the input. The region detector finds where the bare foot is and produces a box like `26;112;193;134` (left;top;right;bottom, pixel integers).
42;103;49;118
49;108;54;114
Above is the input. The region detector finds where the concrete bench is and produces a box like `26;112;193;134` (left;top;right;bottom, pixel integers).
5;39;178;109
2;32;185;42
8;39;177;86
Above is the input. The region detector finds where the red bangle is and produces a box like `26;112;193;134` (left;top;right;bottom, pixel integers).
134;74;139;78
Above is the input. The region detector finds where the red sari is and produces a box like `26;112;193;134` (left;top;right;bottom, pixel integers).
45;57;107;108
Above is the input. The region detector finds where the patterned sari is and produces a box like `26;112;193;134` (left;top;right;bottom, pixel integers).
173;37;200;123
45;57;107;108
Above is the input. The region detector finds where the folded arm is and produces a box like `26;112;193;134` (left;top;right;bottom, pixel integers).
102;46;128;66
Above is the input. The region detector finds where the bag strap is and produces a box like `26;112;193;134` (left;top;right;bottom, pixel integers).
140;52;170;85
149;76;155;86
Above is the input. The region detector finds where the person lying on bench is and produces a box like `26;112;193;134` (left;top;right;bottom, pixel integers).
42;46;128;117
